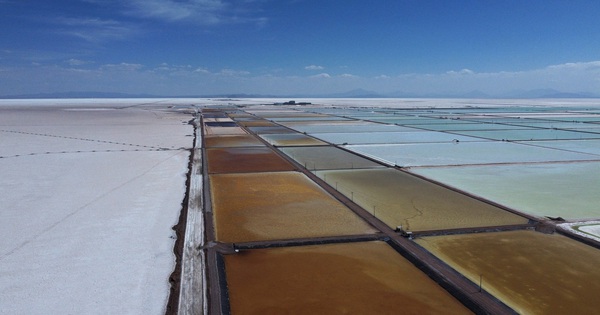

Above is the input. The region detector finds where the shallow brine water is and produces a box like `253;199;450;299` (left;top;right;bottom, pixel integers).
412;162;600;220
235;120;278;127
315;168;527;231
281;146;384;170
210;172;377;242
224;241;472;314
258;133;328;146
346;140;596;167
281;122;419;134
203;125;247;136
416;230;600;315
206;147;295;173
247;126;295;134
204;135;265;148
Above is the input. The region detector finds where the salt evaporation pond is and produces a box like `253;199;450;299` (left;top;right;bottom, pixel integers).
246;126;295;134
448;128;600;141
210;172;377;242
310;131;481;145
281;146;384;170
416;230;600;315
203;125;247;135
206;147;295;173
520;139;600;156
224;241;472;314
412;123;538;132
346;140;597;167
269;116;352;122
500;121;600;130
280;121;419;134
258;133;328;146
411;161;600;220
204;135;265;148
236;120;279;127
315;168;527;231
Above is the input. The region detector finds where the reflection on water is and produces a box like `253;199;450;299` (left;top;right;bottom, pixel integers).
417;230;600;314
315;168;527;231
210;172;378;242
225;241;472;314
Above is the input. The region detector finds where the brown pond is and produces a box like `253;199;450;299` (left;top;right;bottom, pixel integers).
210;172;378;242
315;168;528;231
416;230;600;315
206;147;295;174
204;135;265;148
281;146;384;170
224;241;473;314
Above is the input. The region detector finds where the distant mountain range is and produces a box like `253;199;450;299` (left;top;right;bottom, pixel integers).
2;88;599;99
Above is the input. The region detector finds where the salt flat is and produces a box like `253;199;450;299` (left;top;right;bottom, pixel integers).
0;100;193;314
2;98;600;314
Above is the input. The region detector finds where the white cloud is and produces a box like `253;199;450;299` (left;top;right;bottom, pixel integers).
310;73;331;78
194;67;210;74
100;62;144;71
545;61;600;71
55;17;139;42
120;0;268;26
305;65;324;70
217;68;250;76
3;60;600;96
66;59;93;66
446;68;475;75
127;0;224;23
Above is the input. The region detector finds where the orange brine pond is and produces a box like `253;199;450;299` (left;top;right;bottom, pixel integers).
204;135;265;148
258;133;328;146
210;172;378;242
206;147;295;174
315;168;527;231
416;230;600;315
281;146;384;170
224;241;473;314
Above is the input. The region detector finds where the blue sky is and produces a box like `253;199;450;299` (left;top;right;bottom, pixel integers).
1;0;600;96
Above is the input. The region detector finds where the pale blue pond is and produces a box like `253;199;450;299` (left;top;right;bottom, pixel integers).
310;131;482;145
411;162;600;220
447;128;600;141
345;141;598;167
